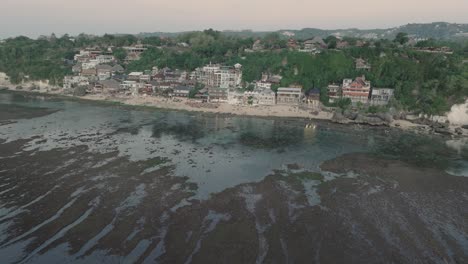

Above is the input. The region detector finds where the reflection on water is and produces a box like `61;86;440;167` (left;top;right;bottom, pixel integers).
0;92;374;199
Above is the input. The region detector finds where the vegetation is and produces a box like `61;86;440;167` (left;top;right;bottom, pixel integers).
0;29;467;115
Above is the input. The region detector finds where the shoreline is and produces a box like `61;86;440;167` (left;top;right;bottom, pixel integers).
1;86;463;137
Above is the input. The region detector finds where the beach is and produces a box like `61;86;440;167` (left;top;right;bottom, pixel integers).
2;83;463;137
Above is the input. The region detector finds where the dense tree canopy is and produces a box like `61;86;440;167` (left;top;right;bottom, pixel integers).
0;31;467;115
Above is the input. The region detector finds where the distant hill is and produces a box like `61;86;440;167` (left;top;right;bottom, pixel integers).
136;22;468;40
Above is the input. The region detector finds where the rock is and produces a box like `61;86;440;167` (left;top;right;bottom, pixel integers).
376;112;394;123
355;114;389;126
455;127;463;135
343;110;358;120
434;127;452;136
331;112;349;124
461;125;468;130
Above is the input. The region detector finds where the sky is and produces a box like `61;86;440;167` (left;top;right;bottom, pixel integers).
1;0;467;38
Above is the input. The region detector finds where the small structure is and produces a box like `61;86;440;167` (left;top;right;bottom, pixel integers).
287;39;299;50
336;41;349;49
252;40;264;51
255;81;272;90
276;87;303;105
128;72;143;81
355;58;371;71
111;65;125;74
370;88;394;106
327;84;341;103
306;88;321;108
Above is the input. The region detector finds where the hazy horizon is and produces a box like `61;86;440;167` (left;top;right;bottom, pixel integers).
1;0;468;38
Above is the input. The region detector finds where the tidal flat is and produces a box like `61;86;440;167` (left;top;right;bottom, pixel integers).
0;91;467;263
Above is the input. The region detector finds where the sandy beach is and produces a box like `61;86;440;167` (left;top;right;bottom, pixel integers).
3;84;464;136
82;93;334;120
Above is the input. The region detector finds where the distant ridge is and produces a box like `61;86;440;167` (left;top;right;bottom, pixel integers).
134;22;468;40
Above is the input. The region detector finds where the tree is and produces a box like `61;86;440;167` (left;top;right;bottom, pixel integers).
113;48;127;62
73;85;87;96
325;36;337;49
394;32;409;45
336;98;351;110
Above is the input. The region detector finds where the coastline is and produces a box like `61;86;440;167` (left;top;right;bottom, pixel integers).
1;86;462;137
0;86;333;120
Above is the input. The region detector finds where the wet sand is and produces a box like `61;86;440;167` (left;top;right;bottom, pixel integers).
0;138;466;263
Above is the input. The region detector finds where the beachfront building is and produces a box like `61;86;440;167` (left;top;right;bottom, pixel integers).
173;86;192;97
94;79;121;94
227;87;276;106
256;89;276;105
227;90;245;105
370;88;394;105
63;76;89;91
276;87;303;105
342;76;371;104
208;87;228;102
327;84;341;103
306;88;321;109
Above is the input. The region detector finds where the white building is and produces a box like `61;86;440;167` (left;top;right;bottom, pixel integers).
82;61;99;70
255;81;272;90
276;87;303;105
128;72;143;81
196;63;242;89
370;88;394;105
63;76;89;90
95;55;115;64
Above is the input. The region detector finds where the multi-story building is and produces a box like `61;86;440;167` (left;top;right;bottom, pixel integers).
254;89;276;105
342;76;371;104
208;87;228;102
276;87;303;105
195;63;242;89
327;84;341;103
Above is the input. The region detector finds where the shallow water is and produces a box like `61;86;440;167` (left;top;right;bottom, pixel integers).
0;91;467;263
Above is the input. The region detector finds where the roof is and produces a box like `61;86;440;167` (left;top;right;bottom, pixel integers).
111;64;124;72
307;88;321;95
305;37;326;46
174;86;192;91
278;87;302;93
129;72;143;76
96;64;112;70
99;79;121;89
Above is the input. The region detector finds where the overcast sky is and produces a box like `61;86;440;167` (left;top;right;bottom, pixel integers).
1;0;467;38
